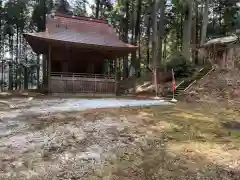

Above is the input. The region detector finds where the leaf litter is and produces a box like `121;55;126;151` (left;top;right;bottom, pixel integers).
0;98;240;179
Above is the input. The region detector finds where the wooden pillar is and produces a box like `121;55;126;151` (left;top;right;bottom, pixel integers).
43;54;47;89
114;59;119;95
48;44;51;93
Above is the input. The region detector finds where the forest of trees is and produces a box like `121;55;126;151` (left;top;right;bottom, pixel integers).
0;0;240;91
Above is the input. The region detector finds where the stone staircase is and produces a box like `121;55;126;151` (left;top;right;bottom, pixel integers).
165;66;213;99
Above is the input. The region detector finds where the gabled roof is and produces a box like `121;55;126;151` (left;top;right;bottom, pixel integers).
202;35;238;47
24;13;137;55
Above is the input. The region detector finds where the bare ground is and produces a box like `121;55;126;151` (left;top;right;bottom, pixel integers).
0;99;240;179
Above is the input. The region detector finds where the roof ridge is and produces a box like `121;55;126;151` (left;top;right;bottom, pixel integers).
54;12;108;25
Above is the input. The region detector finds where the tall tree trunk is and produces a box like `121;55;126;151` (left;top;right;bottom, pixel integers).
15;26;19;90
19;32;23;90
131;23;135;76
39;0;48;90
138;31;141;74
180;13;183;51
163;36;167;69
182;1;193;60
1;60;3;91
195;1;199;64
24;56;28;90
219;5;223;36
131;0;136;77
131;7;134;45
95;0;100;18
152;1;159;69
192;3;197;63
157;0;166;65
0;5;3;92
200;0;209;45
134;0;142;77
8;36;13;90
152;0;160;96
22;36;27;90
146;16;151;69
123;0;129;79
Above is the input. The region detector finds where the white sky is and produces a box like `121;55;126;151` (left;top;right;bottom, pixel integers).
69;0;94;15
3;0;115;15
86;0;94;14
69;0;116;15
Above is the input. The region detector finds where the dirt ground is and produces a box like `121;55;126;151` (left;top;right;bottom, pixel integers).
0;99;240;179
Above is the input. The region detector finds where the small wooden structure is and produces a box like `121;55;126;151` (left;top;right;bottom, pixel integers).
201;35;240;69
24;13;137;94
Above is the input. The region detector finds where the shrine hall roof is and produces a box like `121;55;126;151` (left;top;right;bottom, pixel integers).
24;13;137;55
202;35;238;47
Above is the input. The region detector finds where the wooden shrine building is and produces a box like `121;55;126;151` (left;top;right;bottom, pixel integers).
201;35;239;69
24;13;137;94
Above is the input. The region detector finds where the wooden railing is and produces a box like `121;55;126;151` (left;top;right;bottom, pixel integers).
51;72;115;79
50;72;116;93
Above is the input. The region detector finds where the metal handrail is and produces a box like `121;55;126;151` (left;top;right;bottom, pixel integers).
184;80;196;92
176;80;185;89
184;66;215;92
200;66;215;81
198;68;204;72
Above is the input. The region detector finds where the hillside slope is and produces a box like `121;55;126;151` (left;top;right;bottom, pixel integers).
185;68;240;105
